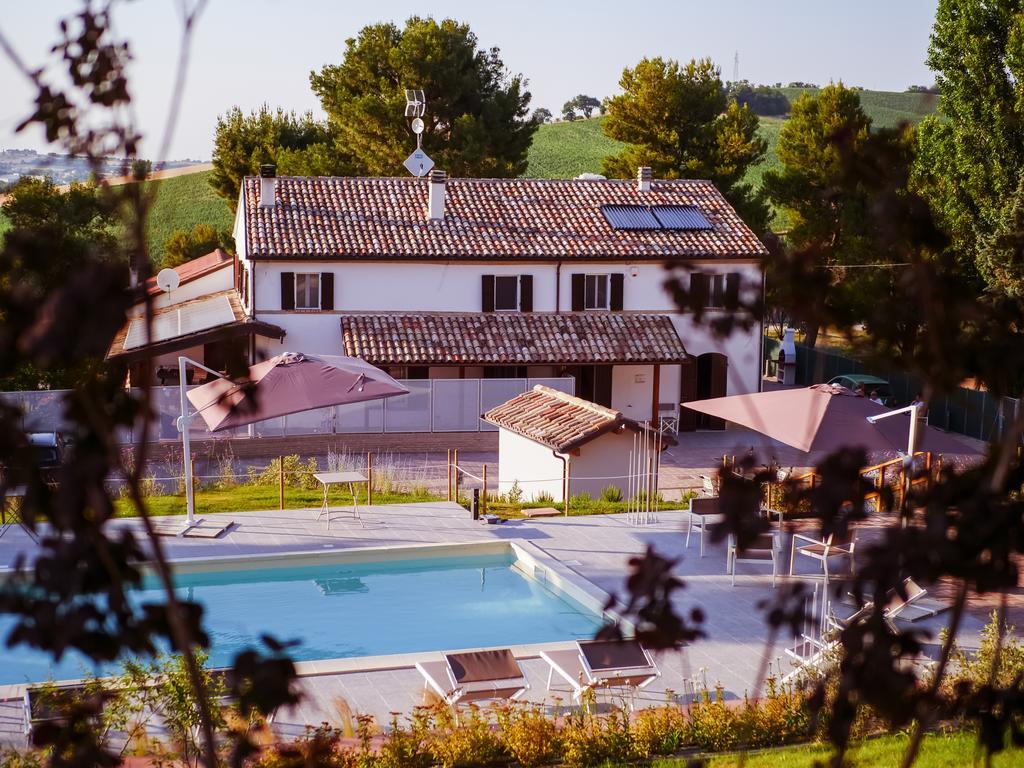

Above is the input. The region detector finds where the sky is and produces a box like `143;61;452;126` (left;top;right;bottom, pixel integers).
0;0;940;161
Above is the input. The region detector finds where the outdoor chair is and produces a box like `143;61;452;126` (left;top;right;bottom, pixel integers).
727;531;782;588
540;639;660;708
416;648;529;707
685;496;722;557
789;531;857;581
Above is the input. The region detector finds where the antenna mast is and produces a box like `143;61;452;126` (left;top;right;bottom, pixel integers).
402;89;434;177
733;51;740;83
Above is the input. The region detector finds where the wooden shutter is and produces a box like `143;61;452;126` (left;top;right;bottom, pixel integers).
609;273;624;311
481;275;495;312
519;274;533;312
678;360;698;432
724;272;740;309
571;274;585;311
280;272;295;310
690;273;708;310
320;272;334;310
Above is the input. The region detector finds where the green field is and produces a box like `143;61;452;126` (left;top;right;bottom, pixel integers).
656;731;1020;768
142;170;233;264
524;88;939;184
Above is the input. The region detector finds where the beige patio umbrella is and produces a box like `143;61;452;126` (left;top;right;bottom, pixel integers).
177;352;408;527
682;384;978;456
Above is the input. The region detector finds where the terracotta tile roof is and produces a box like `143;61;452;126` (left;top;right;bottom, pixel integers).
242;176;766;261
340;313;688;365
107;289;284;361
481;385;672;453
145;248;232;295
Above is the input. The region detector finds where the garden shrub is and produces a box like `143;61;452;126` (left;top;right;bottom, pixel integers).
686;686;740;751
375;710;433;768
944;611;1024;694
251;725;357;768
534;490;555;504
559;710;611;768
426;705;506;768
736;678;810;748
495;703;560;767
631;704;687;757
599;485;623;503
247;455;319;489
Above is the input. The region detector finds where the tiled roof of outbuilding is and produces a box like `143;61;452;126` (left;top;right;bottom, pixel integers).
242;176;766;261
482;385;672;453
339;312;688;365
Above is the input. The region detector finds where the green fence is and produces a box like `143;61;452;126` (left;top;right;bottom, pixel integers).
763;337;1018;443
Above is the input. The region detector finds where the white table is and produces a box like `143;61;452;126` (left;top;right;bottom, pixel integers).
313;471;367;529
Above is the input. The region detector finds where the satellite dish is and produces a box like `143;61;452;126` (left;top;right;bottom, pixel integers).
411;117;425;135
156;268;180;293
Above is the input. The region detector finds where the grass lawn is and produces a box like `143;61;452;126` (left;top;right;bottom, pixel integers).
141;169;233;265
113;484;439;517
652;731;1019;768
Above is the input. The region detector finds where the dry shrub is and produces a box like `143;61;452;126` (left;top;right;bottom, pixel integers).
495;703;560;767
425;704;506;768
631;704;687;758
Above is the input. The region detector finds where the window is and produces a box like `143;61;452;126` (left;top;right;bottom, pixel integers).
295;272;320;309
692;272;739;309
584;274;609;310
706;274;725;309
494;276;519;311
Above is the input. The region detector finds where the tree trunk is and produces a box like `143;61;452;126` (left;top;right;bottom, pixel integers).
804;323;820;348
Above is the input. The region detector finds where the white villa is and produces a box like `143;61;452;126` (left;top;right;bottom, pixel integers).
108;165;767;435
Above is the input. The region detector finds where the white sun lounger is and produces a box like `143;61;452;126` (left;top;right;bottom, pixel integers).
541;639;660;703
416;648;529;706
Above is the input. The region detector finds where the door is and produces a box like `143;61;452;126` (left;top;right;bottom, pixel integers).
679;359;698;432
696;352;728;430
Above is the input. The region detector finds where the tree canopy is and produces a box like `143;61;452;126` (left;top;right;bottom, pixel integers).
562;94;601;120
161;223;233;269
728;81;790;116
762;83;879;347
602;57;769;233
209;106;346;210
915;0;1024;295
309;16;538;178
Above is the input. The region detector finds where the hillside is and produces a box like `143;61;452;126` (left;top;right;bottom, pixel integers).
525;88;940;184
142;170;233;264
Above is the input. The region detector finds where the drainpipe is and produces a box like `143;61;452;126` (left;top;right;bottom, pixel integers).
555;260;562;312
552;450;570;515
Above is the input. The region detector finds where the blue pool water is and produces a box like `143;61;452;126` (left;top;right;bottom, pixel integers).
0;552;603;685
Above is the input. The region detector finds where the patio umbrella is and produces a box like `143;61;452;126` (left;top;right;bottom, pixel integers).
682;384;979;456
178;352;408;526
186;352;408;431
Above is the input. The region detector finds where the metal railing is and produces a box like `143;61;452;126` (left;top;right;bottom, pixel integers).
1;377;575;443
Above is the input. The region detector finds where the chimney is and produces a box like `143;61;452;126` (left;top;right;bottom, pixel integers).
258;163;277;209
427;169;447;220
637;166;652;193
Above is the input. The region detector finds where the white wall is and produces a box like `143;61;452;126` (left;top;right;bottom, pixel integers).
569;428;660;501
496;429;565;502
241;256;763;396
131;266;234;316
611;365;654;422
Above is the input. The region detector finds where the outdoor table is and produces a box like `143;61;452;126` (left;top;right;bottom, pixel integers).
1;486;38;542
313;471;367;529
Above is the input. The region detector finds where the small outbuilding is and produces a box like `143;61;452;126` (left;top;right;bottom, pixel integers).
482;385;674;503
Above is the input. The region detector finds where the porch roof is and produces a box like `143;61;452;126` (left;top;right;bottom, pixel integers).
339;312;688;366
106;289;285;363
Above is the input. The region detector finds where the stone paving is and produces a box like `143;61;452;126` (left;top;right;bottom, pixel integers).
0;498;994;746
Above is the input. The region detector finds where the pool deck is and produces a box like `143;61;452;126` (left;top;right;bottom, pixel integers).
0;501;998;746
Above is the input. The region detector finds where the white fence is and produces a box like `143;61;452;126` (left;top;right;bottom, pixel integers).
2;377;575;442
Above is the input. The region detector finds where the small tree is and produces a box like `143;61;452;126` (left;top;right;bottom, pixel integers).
532;107;552;123
162;223;233;268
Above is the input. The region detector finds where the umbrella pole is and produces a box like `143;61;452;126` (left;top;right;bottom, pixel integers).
179;356;197;528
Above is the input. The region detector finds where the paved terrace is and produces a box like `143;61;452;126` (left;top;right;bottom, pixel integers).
0;499;999;746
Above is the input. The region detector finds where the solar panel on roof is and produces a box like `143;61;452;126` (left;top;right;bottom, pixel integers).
123;295;236;350
651;205;712;230
601;205;661;230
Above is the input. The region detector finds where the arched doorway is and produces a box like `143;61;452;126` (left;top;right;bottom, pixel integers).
680;353;728;430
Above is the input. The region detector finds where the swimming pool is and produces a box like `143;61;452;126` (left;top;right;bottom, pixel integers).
0;543;606;685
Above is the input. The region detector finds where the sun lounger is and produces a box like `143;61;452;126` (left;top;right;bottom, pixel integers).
541;639;659;704
416;648;529;706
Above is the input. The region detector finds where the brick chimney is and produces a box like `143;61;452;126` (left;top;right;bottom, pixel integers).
427;169;447;220
258;163;277;209
637;166;652;192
